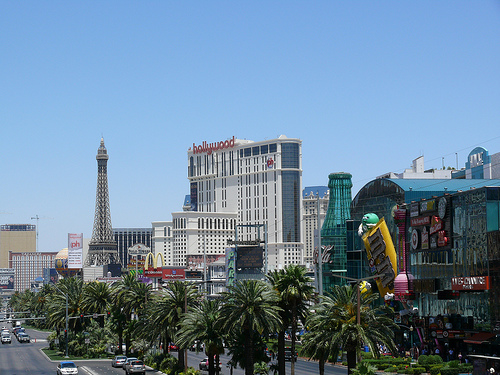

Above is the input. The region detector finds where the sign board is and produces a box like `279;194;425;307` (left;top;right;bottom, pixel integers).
67;233;83;269
0;268;15;290
227;239;262;246
362;218;397;296
451;276;489;291
236;246;263;268
128;243;151;256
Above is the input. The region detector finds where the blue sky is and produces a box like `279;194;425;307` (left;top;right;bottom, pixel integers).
1;1;499;252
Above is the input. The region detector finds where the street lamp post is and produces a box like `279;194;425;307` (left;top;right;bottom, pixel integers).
330;274;388;324
54;285;69;358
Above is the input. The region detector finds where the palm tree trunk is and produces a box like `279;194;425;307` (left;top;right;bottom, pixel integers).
278;329;286;375
215;353;220;375
209;353;215;375
347;349;357;375
178;348;185;369
245;328;254;375
291;301;297;375
319;354;325;375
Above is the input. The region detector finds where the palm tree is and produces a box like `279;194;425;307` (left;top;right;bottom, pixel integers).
267;265;315;375
305;284;398;375
46;277;85;332
146;281;199;370
177;298;225;375
112;273;152;355
82;281;112;327
221;279;282;375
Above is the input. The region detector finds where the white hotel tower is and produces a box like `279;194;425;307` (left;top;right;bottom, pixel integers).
187;135;304;271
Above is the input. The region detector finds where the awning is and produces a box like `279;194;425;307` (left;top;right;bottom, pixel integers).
464;332;496;344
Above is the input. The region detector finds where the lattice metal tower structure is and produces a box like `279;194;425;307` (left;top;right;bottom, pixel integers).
85;138;120;266
320;172;353;292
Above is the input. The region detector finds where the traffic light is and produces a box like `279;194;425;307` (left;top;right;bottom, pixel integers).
107;311;111;319
64;329;67;338
80;314;84;323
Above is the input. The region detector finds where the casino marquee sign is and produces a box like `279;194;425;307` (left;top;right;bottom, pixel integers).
451;276;489;291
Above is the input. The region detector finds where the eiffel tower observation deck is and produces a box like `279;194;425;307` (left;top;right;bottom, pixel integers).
85;138;120;266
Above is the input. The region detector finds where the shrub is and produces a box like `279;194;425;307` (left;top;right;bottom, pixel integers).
447;360;459;368
377;363;393;370
385;366;399;373
352;361;378;375
160;355;179;373
429;364;444;375
410;367;426;375
418;355;429;366
440;368;459;375
361;351;375;360
429;355;443;364
458;364;473;373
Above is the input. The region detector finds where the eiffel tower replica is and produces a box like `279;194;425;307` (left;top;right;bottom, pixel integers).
84;138;120;266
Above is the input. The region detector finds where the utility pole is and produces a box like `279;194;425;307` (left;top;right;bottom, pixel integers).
317;193;323;295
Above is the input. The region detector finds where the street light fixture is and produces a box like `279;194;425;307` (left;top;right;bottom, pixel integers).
330;274;389;325
53;285;69;358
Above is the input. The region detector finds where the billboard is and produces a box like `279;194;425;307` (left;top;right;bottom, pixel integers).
68;233;83;269
236;246;263;268
0;268;15;289
226;248;236;287
362;218;397;296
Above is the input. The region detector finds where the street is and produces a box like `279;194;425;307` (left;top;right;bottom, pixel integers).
0;324;347;375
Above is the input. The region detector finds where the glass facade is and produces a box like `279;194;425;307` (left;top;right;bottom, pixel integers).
281;142;300;169
282;171;301;242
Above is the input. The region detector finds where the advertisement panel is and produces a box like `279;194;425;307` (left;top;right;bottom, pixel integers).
236;246;263;268
0;268;15;289
162;268;185;280
362;218;397;296
451;276;489;291
226;248;236;287
67;233;83;269
187;254;224;269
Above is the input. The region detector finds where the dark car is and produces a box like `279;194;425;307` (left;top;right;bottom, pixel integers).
284;348;298;362
17;332;30;343
111;355;127;367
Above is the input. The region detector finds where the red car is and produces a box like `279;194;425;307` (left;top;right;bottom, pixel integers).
168;343;179;351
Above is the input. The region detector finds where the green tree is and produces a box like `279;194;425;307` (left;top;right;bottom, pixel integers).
267;265;315;375
46;277;85;333
147;281;198;370
177;298;225;375
304;284;397;375
112;273;152;355
221;279;282;375
82;281;112;327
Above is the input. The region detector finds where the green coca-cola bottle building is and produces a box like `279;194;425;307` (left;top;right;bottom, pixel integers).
319;172;353;293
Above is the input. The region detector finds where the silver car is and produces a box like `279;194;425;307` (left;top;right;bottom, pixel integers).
124;359;145;375
112;355;127;367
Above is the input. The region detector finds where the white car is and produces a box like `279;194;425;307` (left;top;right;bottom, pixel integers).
1;333;11;344
57;361;79;375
